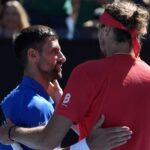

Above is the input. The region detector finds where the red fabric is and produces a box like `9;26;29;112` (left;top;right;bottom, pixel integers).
56;54;150;150
100;11;140;57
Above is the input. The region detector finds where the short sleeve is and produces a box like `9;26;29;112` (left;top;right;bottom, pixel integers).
55;65;94;124
22;95;54;127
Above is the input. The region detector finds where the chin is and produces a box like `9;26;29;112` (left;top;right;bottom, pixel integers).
57;72;62;79
51;72;62;81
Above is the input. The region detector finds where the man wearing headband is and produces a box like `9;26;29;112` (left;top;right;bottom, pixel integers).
1;1;150;150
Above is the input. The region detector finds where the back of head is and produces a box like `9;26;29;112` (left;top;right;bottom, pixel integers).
105;1;149;44
14;25;58;69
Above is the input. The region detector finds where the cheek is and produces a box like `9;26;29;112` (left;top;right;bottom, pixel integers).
12;15;19;23
2;14;19;27
39;56;54;70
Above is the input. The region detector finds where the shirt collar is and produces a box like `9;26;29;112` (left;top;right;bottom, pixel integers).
21;76;54;104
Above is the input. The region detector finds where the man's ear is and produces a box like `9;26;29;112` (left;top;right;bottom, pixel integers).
27;48;39;63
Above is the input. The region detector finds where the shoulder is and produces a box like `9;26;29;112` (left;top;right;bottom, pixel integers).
21;95;54;126
26;95;53;110
1;84;39;116
72;58;110;75
1;85;20;107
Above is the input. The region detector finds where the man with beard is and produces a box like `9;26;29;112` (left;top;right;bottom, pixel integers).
0;25;65;150
0;25;132;150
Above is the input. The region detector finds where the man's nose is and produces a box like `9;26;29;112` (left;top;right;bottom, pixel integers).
60;52;66;63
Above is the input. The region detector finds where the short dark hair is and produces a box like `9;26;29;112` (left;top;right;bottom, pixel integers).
14;25;58;69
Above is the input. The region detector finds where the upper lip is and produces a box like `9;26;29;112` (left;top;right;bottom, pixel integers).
57;63;62;68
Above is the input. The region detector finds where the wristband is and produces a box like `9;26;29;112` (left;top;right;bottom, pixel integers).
70;138;90;150
8;125;16;141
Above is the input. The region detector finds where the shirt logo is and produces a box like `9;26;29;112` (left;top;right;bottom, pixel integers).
62;93;71;107
38;122;47;126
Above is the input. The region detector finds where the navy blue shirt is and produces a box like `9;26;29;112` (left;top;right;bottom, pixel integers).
0;76;54;150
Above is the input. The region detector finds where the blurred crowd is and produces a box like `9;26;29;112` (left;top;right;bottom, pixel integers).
0;0;148;40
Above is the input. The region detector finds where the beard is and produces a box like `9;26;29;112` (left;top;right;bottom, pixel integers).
50;69;62;80
37;64;63;82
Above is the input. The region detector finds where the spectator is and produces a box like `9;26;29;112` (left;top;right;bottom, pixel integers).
73;0;101;39
0;0;22;5
0;0;30;39
23;0;78;40
65;0;80;39
83;7;104;39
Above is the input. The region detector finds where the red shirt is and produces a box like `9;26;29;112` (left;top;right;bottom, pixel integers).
56;54;150;150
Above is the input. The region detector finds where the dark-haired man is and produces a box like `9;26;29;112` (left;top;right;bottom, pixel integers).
0;25;65;150
0;25;132;150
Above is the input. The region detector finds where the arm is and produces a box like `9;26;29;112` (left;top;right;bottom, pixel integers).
9;113;73;150
0;114;72;150
0;67;132;149
0;115;132;150
59;115;132;150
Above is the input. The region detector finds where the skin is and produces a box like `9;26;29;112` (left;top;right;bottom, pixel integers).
1;5;20;38
98;24;134;56
2;5;20;30
25;36;66;91
0;32;133;150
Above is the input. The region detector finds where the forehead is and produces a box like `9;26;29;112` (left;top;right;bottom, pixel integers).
43;36;60;48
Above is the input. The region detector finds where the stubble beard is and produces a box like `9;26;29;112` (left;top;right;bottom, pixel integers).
46;69;62;82
37;65;62;82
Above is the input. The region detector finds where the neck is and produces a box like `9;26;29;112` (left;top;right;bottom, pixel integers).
24;68;49;91
106;41;134;57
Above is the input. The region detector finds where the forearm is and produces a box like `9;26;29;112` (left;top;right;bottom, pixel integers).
9;114;73;150
11;125;51;150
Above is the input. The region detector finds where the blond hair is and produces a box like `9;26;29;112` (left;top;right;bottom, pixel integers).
0;0;30;29
105;1;149;35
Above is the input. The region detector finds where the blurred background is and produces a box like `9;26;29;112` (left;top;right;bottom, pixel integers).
0;0;150;147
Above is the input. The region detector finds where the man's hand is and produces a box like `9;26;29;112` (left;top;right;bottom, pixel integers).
87;115;132;150
47;80;63;104
0;119;15;145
